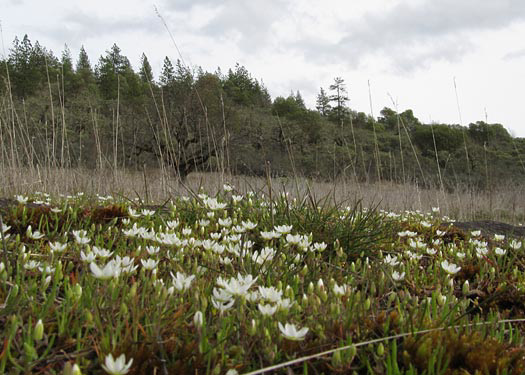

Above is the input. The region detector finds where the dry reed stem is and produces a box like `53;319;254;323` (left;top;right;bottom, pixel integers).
0;167;523;224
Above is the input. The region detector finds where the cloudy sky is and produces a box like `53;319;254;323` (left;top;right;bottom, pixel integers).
3;0;525;136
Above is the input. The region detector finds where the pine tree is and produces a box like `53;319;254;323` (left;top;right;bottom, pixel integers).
139;53;153;83
328;77;349;125
159;56;175;86
315;87;331;116
76;45;96;89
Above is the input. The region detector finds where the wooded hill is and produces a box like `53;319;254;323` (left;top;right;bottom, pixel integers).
1;35;524;190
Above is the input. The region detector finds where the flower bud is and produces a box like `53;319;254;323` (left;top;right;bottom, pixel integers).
248;319;257;336
377;343;385;356
307;282;314;294
130;283;137;298
73;284;83;300
194;311;204;328
331;350;342;367
71;364;82;375
462;280;469;295
364;298;371;311
34;319;44;341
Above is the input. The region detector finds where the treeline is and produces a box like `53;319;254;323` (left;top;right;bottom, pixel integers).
1;35;524;189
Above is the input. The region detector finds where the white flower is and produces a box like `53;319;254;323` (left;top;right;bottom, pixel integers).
494;234;505;241
383;254;399;267
420;221;432;228
258;303;278;316
426;248;437;255
90;261;120;280
495;247;507;256
226;369;239;375
1;223;11;234
101;353;133;375
80;250;96;263
242;220;257;230
261;230;280;240
435;230;446;237
471;230;481;237
211;297;235;311
218;218;232;228
333;283;348;296
216;274;257;297
146;246;160;255
49;241;67;253
93;246;113;259
140;258;159;271
72;230;90;245
223;184;233;192
312;242;327;252
274;225;292;234
170;271;195;291
455;252;465;259
286;234;302;245
232;195;243;203
15;195;28;204
204;198;227;211
141;209;155;217
510;240;522;250
258;286;282;303
128;208;141;218
278;322;309;341
392;271;405;281
252;247;276;264
441;260;461;275
50;207;62;213
24;260;41;270
26;225;44;240
276;298;294;310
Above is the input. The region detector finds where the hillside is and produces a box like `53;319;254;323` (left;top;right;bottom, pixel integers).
1;35;524;190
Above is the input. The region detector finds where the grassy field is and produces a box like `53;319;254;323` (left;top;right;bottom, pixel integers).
1;181;525;374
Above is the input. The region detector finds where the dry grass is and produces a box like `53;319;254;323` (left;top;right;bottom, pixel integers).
1;166;523;223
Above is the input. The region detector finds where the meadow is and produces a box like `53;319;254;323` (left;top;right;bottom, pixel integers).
1;174;525;374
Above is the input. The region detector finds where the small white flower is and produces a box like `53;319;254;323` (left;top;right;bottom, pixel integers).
15;195;28;204
80;250;96;263
72;230;90;245
384;254;399;267
170;271;195;291
276;298;294;310
261;230;280;240
26;225;44;240
495;247;507;256
90;261;120;280
211;297;235;311
146;246;160;255
258;286;282;303
441;260;461;275
509;240;522;250
101;353;133;375
274;225;292;234
128;208;141;218
140;259;159;271
471;230;481;237
93;246;113;259
258;303;278;316
435;230;446;237
278;322;309;341
141;209;155;217
494;234;505;241
333;283;348;296
392;271;405;281
49;241;67;253
24;260;41;270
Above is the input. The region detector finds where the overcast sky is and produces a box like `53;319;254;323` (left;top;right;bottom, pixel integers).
3;0;525;136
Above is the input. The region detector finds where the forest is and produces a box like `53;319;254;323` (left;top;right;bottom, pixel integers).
1;34;524;190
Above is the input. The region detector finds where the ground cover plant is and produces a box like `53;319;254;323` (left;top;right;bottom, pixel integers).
1;187;525;374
